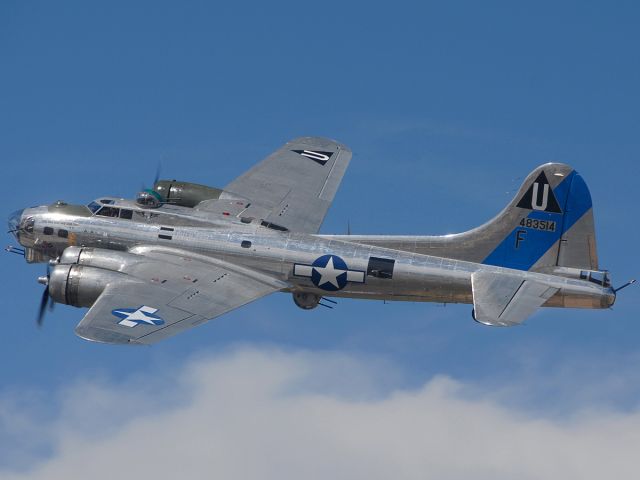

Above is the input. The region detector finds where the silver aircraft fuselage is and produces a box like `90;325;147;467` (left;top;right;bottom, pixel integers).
9;199;614;313
7;139;621;344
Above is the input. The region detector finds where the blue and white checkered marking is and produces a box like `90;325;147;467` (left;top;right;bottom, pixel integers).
294;254;365;291
112;305;165;328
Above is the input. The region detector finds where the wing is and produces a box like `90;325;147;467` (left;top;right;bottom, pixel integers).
74;248;289;345
199;137;352;233
471;271;558;326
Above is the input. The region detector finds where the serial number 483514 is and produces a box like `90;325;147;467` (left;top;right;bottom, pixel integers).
519;218;556;232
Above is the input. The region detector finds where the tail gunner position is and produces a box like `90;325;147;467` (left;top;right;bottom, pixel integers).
7;137;630;344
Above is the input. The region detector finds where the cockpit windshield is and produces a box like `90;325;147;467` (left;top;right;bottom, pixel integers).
96;206;120;217
87;201;101;213
94;206;134;220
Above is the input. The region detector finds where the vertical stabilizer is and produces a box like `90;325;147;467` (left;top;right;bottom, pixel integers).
481;163;598;271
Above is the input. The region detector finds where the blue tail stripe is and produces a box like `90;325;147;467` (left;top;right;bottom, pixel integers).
561;171;593;236
482;170;592;270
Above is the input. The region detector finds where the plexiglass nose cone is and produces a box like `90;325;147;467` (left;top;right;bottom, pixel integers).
8;209;23;240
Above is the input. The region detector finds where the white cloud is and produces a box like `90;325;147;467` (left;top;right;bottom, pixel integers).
1;347;640;480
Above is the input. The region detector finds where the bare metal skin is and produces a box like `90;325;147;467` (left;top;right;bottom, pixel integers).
7;137;618;344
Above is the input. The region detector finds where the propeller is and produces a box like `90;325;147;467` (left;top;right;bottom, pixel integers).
36;263;54;327
153;162;162;186
139;162;162;193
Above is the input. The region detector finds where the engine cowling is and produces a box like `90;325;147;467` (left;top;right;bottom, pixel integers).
152;180;224;208
59;246;144;272
48;264;127;308
49;246;144;308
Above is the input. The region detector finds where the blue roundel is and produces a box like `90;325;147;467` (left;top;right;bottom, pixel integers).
311;254;348;291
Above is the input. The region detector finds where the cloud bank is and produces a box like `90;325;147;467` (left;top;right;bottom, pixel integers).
1;347;639;480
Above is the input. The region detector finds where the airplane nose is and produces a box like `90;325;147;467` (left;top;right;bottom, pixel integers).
8;209;24;240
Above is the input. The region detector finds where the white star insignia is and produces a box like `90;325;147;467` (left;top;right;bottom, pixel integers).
313;256;346;288
114;306;162;327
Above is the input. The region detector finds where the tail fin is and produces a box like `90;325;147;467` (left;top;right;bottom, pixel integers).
479;163;598;271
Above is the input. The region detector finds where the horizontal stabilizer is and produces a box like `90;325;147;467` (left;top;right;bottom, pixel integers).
471;271;558;326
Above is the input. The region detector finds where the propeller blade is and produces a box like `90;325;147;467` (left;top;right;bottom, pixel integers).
153;162;162;186
36;263;54;327
138;161;163;194
37;286;49;328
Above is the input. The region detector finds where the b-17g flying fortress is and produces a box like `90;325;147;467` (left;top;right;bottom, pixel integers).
7;137;630;344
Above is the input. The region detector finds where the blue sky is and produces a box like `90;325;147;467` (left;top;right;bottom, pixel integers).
1;1;639;477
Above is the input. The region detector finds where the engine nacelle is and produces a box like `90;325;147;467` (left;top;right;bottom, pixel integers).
152;180;224;208
292;291;321;310
59;246;144;272
48;264;127;308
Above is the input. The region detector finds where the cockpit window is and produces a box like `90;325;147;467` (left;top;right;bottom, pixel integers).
120;209;133;219
87;201;101;214
100;199;115;204
96;206;120;217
